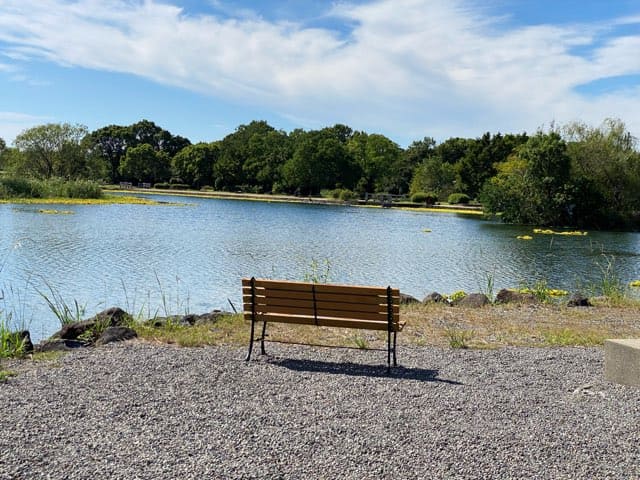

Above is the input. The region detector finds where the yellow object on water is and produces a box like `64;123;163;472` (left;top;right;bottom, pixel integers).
422;228;432;233
516;235;533;240
630;280;640;288
532;228;587;236
38;209;74;215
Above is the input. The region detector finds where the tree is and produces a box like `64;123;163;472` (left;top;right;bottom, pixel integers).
283;129;357;194
564;119;640;226
119;143;170;184
410;156;456;199
480;132;572;226
13;123;89;178
172;142;219;188
84;125;132;182
127;119;191;157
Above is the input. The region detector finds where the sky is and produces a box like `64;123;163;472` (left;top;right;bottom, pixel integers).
1;0;639;148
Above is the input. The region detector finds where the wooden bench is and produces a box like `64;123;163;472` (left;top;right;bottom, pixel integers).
242;277;403;368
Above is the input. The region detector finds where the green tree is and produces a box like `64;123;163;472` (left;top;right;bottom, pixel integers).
12;123;89;179
172;142;219;188
564;119;640;226
119;143;170;184
481;132;571;226
283;129;357;194
84;125;132;183
410;156;456;199
348;132;403;193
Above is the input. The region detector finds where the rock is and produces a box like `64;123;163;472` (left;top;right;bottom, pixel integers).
453;293;490;308
36;339;86;352
17;330;34;353
95;327;137;346
495;288;539;305
194;310;229;325
423;292;446;304
567;294;592;307
57;319;95;340
400;293;420;305
55;307;131;340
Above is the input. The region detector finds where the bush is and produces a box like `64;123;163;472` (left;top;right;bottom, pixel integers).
411;191;438;205
0;177;101;199
168;184;190;190
338;189;355;201
154;182;170;189
447;193;470;204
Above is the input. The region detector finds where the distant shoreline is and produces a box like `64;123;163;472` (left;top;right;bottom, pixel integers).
111;186;485;215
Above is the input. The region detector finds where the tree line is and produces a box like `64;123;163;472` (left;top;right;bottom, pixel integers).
0;118;638;229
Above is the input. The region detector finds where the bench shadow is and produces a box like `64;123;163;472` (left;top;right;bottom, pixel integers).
266;357;463;384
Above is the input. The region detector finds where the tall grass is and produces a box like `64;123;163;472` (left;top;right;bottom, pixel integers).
36;282;86;326
0;177;102;199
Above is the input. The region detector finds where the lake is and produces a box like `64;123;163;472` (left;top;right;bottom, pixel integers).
1;195;639;342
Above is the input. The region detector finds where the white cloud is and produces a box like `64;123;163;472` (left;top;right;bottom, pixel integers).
0;0;639;142
0;112;52;144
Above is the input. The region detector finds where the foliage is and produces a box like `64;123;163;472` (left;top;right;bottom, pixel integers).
13;123;89;179
410;156;456;199
410;191;438;205
0;177;102;199
447;193;470;204
0;318;28;358
444;325;474;348
303;258;332;284
119;143;171;184
171;142;219;188
37;283;86;326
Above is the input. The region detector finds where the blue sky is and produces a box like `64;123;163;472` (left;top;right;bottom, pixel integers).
1;0;639;147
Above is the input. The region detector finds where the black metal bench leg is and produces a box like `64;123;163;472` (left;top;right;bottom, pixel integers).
393;331;398;367
387;329;392;372
246;316;255;361
260;320;267;355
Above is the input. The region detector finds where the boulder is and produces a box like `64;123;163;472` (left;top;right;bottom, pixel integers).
495;288;539;305
423;292;446;304
95;326;137;346
567;293;592;307
36;339;86;352
453;293;490;308
400;293;420;305
56;307;130;340
17;330;34;353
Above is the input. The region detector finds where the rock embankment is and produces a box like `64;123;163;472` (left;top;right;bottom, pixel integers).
1;342;638;479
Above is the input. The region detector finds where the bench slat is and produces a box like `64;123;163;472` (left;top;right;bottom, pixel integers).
244;313;403;331
242;278;399;298
259;297;400;314
245;304;393;322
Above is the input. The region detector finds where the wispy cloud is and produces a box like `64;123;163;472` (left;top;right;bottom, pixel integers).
0;0;639;141
0;112;52;143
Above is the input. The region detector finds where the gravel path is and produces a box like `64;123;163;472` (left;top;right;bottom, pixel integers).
1;342;638;479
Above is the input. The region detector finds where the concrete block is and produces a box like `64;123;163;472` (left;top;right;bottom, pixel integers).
604;339;640;387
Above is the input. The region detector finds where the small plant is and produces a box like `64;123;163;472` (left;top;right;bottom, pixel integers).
0;369;16;382
37;282;86;326
303;258;332;284
447;193;470;204
411;191;437;205
352;334;369;349
447;290;467;303
593;254;626;303
0;317;27;358
444;325;474;349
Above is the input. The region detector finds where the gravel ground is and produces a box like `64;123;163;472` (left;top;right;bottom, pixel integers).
1;342;638;479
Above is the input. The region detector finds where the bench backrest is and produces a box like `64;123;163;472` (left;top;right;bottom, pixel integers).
242;278;401;331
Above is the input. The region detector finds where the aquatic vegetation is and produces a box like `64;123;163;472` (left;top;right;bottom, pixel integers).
38;209;74;215
422;228;432;233
532;228;587;236
447;290;467;303
516;235;532;240
2;195;183;206
630;280;640;288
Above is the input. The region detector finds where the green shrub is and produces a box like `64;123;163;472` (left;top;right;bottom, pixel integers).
169;184;190;190
200;185;214;191
447;193;470;204
0;177;101;199
154;182;170;189
339;189;355;201
411;191;438;205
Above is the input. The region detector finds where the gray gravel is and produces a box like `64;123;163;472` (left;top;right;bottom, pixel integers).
1;342;638;479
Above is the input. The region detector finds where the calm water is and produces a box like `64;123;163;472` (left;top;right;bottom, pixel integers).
1;195;639;341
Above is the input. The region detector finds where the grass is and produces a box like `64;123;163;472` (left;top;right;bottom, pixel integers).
1;195;182;206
